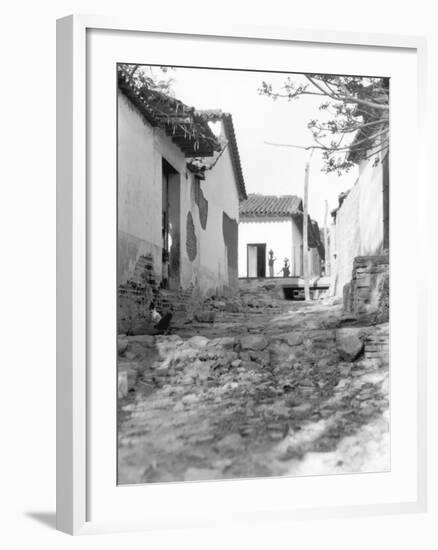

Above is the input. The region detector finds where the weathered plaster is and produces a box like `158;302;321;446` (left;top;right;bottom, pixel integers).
192;178;209;230
118;94;240;299
186;211;197;261
333;157;385;296
222;212;238;287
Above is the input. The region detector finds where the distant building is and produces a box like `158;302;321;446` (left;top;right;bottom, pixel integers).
238;194;324;279
117;68;246;332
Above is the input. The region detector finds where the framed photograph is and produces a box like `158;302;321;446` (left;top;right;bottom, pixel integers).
57;15;427;535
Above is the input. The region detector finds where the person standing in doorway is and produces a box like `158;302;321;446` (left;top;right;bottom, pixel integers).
268;249;276;278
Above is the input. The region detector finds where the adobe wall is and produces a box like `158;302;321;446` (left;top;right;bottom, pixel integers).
238;219;294;277
179;129;240;294
332;157;386;297
117;93;241;332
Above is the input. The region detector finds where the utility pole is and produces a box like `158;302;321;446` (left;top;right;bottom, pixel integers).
264;142;314;302
324;199;330;277
303;152;312;301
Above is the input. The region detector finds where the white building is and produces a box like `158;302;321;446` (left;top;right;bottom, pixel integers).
117;68;246;332
238;194;324;279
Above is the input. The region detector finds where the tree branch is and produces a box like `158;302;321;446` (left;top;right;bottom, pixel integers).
305;75;389;111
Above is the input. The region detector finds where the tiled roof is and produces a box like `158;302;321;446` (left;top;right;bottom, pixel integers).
118;71;247;200
222;114;247;201
195;110;247;201
239;194;302;218
118;68;220;158
240;194;324;258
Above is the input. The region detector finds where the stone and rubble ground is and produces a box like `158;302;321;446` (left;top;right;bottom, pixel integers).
117;289;389;484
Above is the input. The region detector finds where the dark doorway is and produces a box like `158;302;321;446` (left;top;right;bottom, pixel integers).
247;243;266;277
283;286;305;301
162;158;181;290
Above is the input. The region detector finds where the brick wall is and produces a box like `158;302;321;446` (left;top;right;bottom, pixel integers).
364;324;389;364
343;254;389;324
118;250;201;334
118;253;159;334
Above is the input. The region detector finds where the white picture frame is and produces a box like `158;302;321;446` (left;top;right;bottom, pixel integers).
56;14;428;535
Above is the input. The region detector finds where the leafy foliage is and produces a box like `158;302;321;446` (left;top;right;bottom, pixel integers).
118;64;175;95
118;64;220;155
260;74;389;174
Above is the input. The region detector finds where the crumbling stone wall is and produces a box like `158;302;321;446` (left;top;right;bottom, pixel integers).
118;253;161;335
343;254;389;323
364;324;389;364
118;254;199;334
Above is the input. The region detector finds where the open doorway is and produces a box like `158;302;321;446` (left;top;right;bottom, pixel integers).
247;243;266;277
162;159;181;290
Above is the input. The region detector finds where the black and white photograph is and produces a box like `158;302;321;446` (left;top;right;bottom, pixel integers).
116;63;390;485
2;0;434;543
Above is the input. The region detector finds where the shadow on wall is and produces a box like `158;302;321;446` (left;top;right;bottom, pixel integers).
223;212;238;288
186;212;197;262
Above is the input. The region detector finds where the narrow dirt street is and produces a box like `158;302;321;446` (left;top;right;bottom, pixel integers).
118;290;389;484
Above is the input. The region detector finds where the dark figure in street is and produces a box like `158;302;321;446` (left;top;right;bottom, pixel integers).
154;312;173;335
268;249;276;278
149;301;173;335
280;258;290;278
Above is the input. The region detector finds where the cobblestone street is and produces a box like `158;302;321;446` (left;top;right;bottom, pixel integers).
118;291;389;484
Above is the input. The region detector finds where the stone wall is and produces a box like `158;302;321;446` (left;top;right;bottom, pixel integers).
343;255;389;324
118;253;160;335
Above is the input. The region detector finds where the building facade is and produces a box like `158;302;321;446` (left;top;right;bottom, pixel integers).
117;69;246;332
238;194;324;280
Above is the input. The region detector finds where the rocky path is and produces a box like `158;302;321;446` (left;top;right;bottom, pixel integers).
117;298;389;484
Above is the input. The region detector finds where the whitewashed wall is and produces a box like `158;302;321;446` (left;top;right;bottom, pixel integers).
332;157;385;296
238;215;323;279
118;94;240;294
239;218;295;277
308;247;322;279
291;216;304;276
118;91;164;282
180;122;240;293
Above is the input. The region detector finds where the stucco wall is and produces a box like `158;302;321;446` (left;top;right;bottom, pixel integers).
333;157;385;297
238;216;322;279
308;247;322;279
118;94;239;297
238;218;296;277
291;217;304;276
177;124;240;294
118;92;163;283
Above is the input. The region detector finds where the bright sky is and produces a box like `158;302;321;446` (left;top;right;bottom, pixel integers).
155;66;359;227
